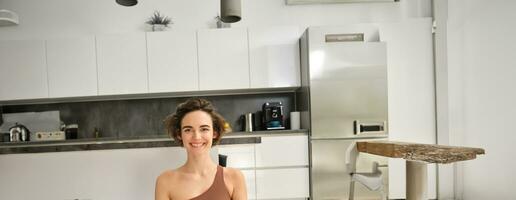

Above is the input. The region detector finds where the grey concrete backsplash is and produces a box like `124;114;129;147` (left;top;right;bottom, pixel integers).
1;93;295;139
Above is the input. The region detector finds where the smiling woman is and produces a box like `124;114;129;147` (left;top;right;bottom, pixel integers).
156;98;247;200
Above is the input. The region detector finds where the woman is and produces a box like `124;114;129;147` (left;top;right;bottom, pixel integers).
155;98;247;200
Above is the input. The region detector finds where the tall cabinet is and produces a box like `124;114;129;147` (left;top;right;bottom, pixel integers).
0;40;48;100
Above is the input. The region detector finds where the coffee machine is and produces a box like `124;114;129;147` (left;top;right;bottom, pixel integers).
262;102;285;130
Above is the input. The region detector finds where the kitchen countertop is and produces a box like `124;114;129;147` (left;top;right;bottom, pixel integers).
356;140;485;163
0;129;308;154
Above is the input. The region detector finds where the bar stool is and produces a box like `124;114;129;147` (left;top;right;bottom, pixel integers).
345;142;387;200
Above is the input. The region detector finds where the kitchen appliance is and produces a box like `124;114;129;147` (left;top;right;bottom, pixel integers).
9;122;30;142
64;124;78;139
32;131;66;141
0;111;61;134
262;102;285;130
300;26;389;200
242;113;254;132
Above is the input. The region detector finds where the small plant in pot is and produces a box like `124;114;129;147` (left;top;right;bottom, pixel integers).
146;11;172;31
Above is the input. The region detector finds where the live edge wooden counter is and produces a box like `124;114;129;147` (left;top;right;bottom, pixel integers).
357;141;485;200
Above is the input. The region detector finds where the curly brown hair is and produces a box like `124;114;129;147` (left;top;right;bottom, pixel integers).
164;98;231;146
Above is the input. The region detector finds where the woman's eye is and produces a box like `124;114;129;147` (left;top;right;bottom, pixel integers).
183;129;191;133
201;128;209;132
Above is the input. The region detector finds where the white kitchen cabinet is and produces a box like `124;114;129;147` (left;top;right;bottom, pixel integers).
46;37;98;98
96;33;148;95
217;134;309;199
254;135;309;199
217;144;255;169
256;168;310;199
146;30;199;93
0;40;48;101
197;28;250;90
255;135;309;167
249;26;301;88
217;144;256;199
241;169;257;200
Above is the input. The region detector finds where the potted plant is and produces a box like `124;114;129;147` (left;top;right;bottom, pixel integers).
146;11;172;31
215;14;230;29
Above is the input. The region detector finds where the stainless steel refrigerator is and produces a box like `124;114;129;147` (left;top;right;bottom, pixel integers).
299;26;390;200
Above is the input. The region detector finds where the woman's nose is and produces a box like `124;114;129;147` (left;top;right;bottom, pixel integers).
193;130;202;138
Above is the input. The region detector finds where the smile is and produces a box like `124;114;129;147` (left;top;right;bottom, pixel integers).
190;142;206;148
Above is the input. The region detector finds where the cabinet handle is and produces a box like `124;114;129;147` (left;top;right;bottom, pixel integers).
325;33;364;42
353;120;386;135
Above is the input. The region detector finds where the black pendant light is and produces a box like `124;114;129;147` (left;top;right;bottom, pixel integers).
116;0;137;7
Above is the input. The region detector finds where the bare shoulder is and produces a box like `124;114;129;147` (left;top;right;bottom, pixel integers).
223;167;247;200
155;169;179;200
223;167;245;182
157;169;171;180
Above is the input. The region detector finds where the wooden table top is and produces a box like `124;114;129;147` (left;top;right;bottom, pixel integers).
356;141;485;164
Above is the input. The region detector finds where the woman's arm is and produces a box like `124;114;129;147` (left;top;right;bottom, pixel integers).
155;175;170;200
231;169;248;200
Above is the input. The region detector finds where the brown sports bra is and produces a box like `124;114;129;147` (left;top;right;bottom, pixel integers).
190;165;231;200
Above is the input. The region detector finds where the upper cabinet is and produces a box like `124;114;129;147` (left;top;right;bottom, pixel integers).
46;37;98;98
197;28;250;90
0;40;48;101
249;26;301;88
96;33;148;95
0;26;303;102
146;30;199;93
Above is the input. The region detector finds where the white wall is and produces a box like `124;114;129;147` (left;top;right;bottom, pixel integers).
379;18;437;199
442;0;516;199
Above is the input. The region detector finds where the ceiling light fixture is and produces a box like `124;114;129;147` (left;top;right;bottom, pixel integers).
220;0;241;23
0;9;19;26
116;0;137;7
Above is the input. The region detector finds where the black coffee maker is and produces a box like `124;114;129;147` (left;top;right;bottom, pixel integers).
262;102;285;130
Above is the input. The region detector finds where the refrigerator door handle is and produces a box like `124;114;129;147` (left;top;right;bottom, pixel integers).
353;120;386;135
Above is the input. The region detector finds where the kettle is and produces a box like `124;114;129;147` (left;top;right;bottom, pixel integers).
9;122;30;142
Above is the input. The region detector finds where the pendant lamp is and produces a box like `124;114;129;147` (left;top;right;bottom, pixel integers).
116;0;137;7
220;0;241;23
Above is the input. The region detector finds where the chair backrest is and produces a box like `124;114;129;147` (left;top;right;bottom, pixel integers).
345;141;358;174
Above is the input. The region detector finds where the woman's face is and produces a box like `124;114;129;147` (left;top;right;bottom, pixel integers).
180;110;218;153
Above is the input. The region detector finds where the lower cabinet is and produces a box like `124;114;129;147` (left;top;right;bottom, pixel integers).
256;168;310;199
217;134;309;199
241;169;257;200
